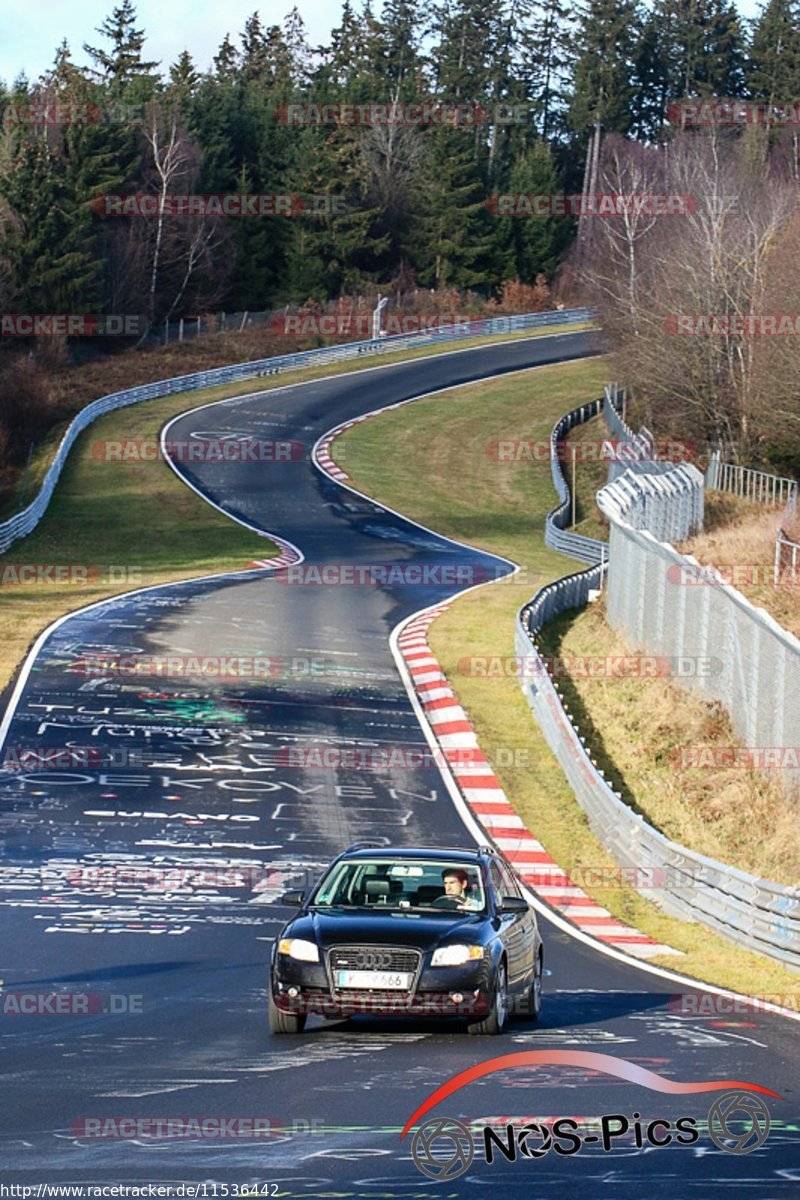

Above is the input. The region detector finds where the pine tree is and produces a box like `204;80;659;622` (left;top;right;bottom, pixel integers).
213;34;240;82
221;162;292;307
523;0;575;142
169;51;201;105
408;127;494;288
43;41;88;91
283;126;388;299
0;138;100;312
83;1;160;97
491;141;572;280
314;0;385;101
748;0;800;102
282;8;314;89
568;0;644;140
650;0;746;109
377;0;429;93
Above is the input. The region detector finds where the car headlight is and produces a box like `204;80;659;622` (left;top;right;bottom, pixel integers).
278;937;319;963
431;944;484;967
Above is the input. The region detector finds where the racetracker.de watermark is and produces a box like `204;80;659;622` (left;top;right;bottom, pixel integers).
274;101;518;125
668;746;800;770
0;101;143;125
665;313;800;335
90;438;305;463
0;564;141;586
668;992;800;1015
67;653;378;679
91;194;346;217
53;864;288;890
486;194;696;216
270;312;480;336
668;98;800;126
1;991;144;1015
0;314;145;336
71;1117;317;1139
457;654;722;678
485;437;698;463
277;563;495;586
667;563;798;588
272;739;522;768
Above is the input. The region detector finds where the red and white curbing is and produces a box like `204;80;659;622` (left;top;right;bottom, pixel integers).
313;417;680;960
316;413;375;483
247;537;302;571
397;609;681;961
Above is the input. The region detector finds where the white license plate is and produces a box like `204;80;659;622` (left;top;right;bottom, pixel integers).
337;970;412;989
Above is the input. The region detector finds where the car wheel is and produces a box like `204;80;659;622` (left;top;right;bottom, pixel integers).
527;949;543;1022
268;987;307;1035
468;961;508;1035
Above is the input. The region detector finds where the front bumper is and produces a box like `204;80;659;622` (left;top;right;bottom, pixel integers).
273;955;492;1018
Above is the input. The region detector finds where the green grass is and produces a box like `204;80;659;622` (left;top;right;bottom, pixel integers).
0;395;278;695
334;356;800;1001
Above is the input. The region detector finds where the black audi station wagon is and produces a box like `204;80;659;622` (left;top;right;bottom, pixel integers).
269;842;543;1035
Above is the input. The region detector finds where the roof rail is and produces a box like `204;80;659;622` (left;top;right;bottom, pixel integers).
343;843;486;856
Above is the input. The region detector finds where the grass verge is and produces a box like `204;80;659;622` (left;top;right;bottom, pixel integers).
538;596;799;884
334;356;800;999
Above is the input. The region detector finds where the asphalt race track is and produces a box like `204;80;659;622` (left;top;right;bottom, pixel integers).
0;330;797;1197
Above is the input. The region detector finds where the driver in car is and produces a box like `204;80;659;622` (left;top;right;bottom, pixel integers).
433;868;481;911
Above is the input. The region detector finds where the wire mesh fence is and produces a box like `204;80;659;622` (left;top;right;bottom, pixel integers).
516;387;800;967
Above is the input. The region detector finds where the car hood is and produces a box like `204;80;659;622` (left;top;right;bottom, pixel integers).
287;908;485;948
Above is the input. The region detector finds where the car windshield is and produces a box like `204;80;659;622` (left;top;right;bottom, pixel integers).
310;859;486;913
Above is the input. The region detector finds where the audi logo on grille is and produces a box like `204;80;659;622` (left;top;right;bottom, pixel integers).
354;949;392;970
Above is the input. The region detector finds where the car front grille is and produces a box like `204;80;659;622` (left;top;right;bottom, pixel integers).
328;945;421;975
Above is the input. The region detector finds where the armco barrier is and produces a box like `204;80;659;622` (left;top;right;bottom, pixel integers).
517;399;800;968
544;398;608;566
0;307;594;556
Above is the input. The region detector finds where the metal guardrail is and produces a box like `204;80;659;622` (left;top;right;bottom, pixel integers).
544;398;608;566
0;307;594;556
706;452;798;508
517;395;800;968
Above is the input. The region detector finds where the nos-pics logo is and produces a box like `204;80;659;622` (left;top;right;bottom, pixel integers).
403;1051;778;1180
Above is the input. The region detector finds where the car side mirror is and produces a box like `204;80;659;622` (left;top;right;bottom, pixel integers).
279;889;305;907
499;895;528;914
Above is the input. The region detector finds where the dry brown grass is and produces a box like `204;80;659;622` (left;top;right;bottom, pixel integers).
539;595;800;884
679;494;800;639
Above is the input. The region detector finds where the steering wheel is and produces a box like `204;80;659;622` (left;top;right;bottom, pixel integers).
430;895;462;909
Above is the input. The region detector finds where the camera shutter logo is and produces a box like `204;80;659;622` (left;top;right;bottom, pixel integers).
518;1120;553;1158
411;1117;474;1180
707;1091;771;1154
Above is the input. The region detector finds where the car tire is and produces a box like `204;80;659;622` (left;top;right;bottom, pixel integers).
515;949;542;1022
268;988;307;1035
467;961;508;1035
